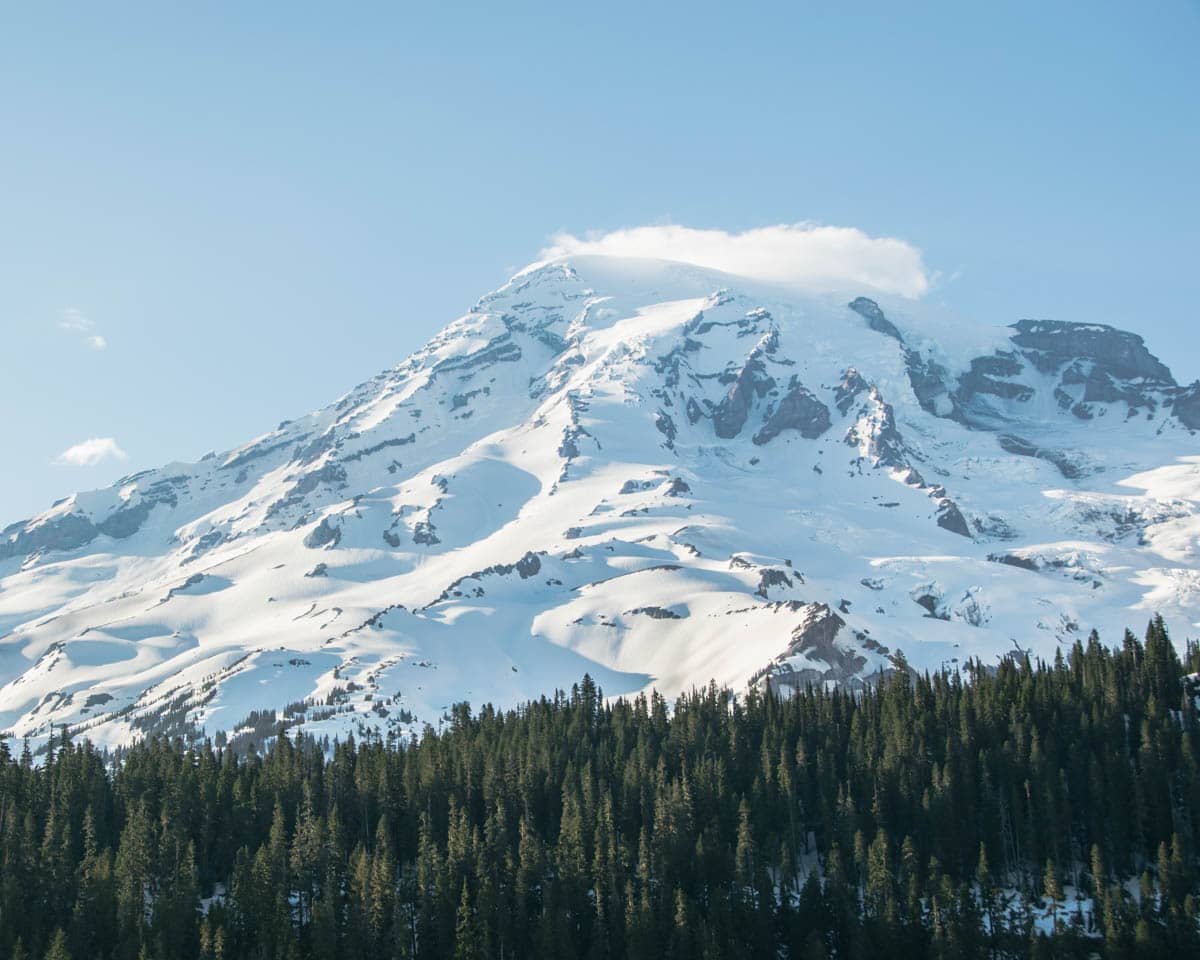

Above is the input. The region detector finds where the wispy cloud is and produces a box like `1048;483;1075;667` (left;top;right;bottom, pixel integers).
53;437;128;467
59;308;107;350
540;223;933;298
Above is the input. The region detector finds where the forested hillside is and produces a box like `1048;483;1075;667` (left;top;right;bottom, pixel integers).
2;618;1199;959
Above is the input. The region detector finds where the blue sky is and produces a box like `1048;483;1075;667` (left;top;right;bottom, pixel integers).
2;1;1198;526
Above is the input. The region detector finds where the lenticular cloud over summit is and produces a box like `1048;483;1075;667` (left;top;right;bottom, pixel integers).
52;437;128;467
540;223;932;298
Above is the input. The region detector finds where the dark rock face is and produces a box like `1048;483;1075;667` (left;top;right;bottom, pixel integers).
935;499;972;538
514;552;541;579
839;377;975;542
221;435;298;474
986;551;1103;589
834;368;869;415
0;512;98;561
665;478;691;497
987;552;1038;571
625;606;682;620
430;333;521;378
914;593;949;619
996;434;1085;480
904;349;956;417
653;337;701;392
295;431;338;466
428;551;544;605
97;501;156;540
501;310;568;353
265;462;349;521
759;604;868;694
184;530;226;563
0;475;185;561
297;463;348;496
752;380;831;445
99;477;184;541
712;357;775;439
848;297;902;342
412;520;440;546
756;568;794;598
956;352;1034;411
1170;383;1200;429
1050;361;1162;419
961;320;1189;421
558;434;580;458
1009;319;1174;383
304;517;342;549
655;411;677;447
844;386;907;468
922;317;1187;430
849;300;964;422
558;394;595;464
340;433;416;464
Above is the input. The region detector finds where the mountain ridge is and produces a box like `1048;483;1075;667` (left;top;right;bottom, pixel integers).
2;254;1198;751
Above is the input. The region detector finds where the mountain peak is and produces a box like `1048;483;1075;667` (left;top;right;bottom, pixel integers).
1;264;1197;752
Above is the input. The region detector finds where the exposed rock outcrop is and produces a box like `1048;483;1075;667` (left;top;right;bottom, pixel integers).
712;356;775;439
996;434;1086;480
1169;382;1200;430
430;333;522;378
752;380;831;444
758;604;867;694
428;551;544;605
755;568;794;598
834;367;869;415
664;478;691;497
304;517;342;549
844;386;907;468
0;512;99;561
904;348;957;418
955;352;1034;416
848;297;902;342
0;476;186;561
1009;319;1174;383
625;606;682;620
934;498;972;538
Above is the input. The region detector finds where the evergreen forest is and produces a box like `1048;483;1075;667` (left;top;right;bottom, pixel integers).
2;617;1199;959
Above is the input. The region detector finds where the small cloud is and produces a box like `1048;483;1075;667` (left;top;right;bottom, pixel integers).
59;307;94;333
53;437;128;467
58;308;107;349
539;222;932;298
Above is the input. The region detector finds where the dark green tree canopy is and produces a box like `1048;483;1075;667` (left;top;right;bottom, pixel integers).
0;621;1198;959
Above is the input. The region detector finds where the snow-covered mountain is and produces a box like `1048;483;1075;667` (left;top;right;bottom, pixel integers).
3;254;1199;751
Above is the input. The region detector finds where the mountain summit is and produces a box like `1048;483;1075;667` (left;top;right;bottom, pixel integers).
2;254;1198;750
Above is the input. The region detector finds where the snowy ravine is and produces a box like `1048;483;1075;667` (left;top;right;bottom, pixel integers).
2;254;1199;751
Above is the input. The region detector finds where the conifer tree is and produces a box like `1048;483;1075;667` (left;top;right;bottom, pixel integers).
44;929;71;960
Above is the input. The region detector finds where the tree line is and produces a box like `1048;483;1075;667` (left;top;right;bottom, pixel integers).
1;616;1199;959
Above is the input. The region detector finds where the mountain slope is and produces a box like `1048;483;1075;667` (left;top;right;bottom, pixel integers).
2;254;1198;750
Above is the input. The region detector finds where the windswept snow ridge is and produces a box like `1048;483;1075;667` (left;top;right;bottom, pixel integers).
2;254;1198;751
